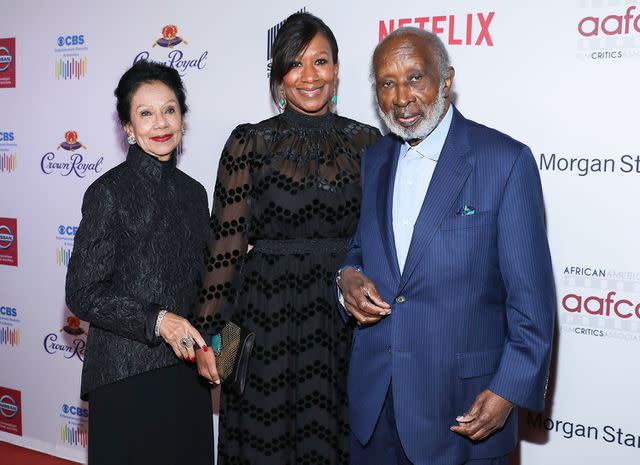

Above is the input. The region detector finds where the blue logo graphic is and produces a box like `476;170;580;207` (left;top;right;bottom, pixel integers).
62;404;89;418
58;225;78;236
0;306;17;318
57;35;85;47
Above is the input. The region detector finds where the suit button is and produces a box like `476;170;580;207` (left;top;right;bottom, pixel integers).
395;295;406;304
386;345;392;353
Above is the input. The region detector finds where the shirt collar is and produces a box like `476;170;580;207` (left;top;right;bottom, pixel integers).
126;143;176;180
399;104;453;161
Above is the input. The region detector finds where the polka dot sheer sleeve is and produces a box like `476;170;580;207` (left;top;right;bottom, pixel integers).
194;125;254;335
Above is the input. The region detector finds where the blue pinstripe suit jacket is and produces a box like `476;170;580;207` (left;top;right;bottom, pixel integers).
341;107;555;464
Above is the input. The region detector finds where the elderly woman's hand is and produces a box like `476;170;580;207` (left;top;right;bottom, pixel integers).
158;312;208;362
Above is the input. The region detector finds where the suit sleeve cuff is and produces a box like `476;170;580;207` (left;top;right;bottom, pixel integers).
144;303;163;346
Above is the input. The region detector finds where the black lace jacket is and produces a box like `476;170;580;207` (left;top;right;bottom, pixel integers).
66;144;209;400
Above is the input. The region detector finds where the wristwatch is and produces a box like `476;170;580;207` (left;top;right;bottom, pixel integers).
336;265;363;287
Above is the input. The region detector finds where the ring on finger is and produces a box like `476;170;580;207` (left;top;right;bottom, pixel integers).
179;335;193;349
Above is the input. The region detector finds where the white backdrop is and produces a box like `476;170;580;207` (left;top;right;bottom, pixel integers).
1;0;639;463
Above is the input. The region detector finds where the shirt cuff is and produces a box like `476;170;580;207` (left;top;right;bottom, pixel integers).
144;304;164;346
338;287;347;309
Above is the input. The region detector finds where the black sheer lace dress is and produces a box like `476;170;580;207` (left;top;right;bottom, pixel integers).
196;107;380;465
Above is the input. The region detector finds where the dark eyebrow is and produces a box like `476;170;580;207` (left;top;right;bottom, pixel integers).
135;99;178;110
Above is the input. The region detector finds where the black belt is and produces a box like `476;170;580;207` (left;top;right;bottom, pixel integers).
252;238;347;255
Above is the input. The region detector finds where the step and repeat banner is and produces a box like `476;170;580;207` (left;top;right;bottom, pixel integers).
1;0;638;463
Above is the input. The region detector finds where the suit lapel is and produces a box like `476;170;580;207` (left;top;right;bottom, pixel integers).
376;139;402;283
399;108;472;289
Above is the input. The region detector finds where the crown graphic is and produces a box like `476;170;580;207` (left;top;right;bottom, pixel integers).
61;316;86;336
153;25;188;48
58;131;86;151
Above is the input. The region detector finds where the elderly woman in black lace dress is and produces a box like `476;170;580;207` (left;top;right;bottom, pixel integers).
195;12;380;465
66;60;213;465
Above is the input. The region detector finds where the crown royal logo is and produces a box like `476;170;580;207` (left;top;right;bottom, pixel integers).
153;25;188;48
62;316;86;336
43;314;87;362
134;25;207;76
41;131;103;178
58;131;86;151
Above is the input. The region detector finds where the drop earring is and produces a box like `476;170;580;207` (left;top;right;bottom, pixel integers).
332;93;338;106
278;89;287;111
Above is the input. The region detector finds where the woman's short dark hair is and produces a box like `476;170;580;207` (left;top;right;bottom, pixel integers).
269;12;339;104
114;60;188;125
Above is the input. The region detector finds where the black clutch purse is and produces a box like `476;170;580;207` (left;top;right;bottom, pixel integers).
211;322;255;396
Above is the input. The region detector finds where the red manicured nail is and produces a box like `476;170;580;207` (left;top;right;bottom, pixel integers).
203;345;208;352
191;357;196;362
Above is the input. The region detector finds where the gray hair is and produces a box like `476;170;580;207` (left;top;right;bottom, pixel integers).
372;27;451;81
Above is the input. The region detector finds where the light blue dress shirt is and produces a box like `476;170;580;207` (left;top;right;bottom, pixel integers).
392;105;453;272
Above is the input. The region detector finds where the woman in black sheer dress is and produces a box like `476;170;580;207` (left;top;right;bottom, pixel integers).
195;13;380;465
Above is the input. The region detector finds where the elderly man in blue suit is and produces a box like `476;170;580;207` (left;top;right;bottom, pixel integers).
337;27;555;465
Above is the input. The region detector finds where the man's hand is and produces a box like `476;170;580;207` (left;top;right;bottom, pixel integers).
450;390;513;441
195;347;220;385
338;268;391;326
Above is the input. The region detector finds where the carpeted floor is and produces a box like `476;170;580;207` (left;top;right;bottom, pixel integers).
0;441;81;465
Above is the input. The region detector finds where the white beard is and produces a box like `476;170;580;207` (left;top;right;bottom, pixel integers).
377;84;446;142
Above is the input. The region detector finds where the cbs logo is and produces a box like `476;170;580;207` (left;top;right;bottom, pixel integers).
0;306;17;317
58;225;78;236
57;35;85;47
0;132;14;142
62;404;89;417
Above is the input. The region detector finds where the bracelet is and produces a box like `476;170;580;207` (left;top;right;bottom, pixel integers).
336;265;363;286
154;310;168;337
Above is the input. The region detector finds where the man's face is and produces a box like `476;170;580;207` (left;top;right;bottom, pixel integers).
374;35;453;143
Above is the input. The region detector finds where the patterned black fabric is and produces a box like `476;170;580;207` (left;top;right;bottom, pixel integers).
196;107;380;465
66;144;210;400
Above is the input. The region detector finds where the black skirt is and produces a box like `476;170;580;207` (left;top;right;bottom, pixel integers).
88;363;213;465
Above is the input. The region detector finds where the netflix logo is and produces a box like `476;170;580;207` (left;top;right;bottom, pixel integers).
378;12;495;45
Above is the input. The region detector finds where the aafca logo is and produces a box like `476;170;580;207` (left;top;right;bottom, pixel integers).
579;6;640;37
41;130;104;178
559;263;640;343
0;386;22;436
43;315;87;362
134;25;207;76
577;5;640;61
